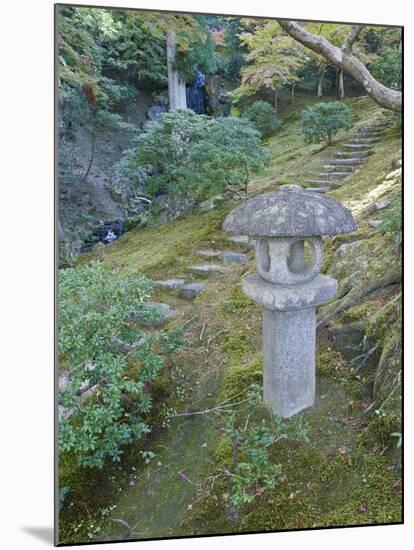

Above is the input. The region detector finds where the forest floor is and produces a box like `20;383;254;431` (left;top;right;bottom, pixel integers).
58;95;402;544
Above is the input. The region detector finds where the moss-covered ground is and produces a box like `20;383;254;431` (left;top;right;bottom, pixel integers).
59;94;402;544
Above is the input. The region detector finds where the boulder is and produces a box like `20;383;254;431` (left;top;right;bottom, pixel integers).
149;193;195;225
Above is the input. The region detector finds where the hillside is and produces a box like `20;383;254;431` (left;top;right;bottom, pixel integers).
59;96;402;543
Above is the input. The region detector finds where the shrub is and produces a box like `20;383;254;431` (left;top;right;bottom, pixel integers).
113;109;269;202
301;101;352;145
242;100;280;137
58;262;183;468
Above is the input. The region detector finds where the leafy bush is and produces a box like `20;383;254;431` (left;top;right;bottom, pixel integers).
301;101;353;145
224;411;310;507
370;50;402;90
242;100;280;138
114;109;269;201
58;263;183;468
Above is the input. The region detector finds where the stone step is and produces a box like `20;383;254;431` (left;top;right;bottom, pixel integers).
196;250;222;258
324;164;354;172
305;187;329;194
227;235;249;245
334;151;369;159
187;264;229;276
325;158;363;166
343;144;372;150
154;279;186;290
305;180;331;187
356;129;383;136
222;251;248;264
348;138;379;144
323;172;352;179
180;282;206;299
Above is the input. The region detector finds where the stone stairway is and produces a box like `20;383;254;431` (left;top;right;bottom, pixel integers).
153;237;251;307
304;118;392;194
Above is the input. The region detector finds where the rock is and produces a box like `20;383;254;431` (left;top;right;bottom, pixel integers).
154;279;186;290
149;193;195;225
369;220;381;228
180;283;206;299
196;250;222;258
134;302;177;327
337;241;363;258
147;105;167;121
222;252;248;264
328;322;367;361
187;264;228;276
366;199;390;214
153;95;169;107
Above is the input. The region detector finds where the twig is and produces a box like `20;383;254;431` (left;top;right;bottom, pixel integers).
199;321;207;341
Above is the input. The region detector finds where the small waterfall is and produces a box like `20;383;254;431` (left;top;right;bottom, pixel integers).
186;70;206;115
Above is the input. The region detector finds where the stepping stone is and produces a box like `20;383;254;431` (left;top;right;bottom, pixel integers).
196;250;222;258
134;302;177;327
155;279;186;290
187;264;229;276
222;251;248;264
227;235;250;245
180;282;206;299
369;220;381;228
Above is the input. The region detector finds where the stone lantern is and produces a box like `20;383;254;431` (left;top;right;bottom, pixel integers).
222;185;357;418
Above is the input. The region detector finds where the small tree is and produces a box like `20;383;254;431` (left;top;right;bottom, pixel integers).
58;263;183;468
114;109;269;201
242;100;280;138
301;101;352;145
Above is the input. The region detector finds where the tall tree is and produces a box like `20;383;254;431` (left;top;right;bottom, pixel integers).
277;20;402;112
236;21;307;113
166;30;187;109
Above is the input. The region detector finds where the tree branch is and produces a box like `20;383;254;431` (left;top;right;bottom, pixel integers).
342;25;365;52
277;20;401;112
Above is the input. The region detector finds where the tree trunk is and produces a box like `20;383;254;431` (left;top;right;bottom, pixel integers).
274;89;278;114
291;82;295;103
337;69;345;99
277;20;402;112
317;67;325;97
166;31;187;110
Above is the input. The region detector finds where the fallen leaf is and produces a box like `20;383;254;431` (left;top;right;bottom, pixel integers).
201;443;208;448
337;447;346;455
